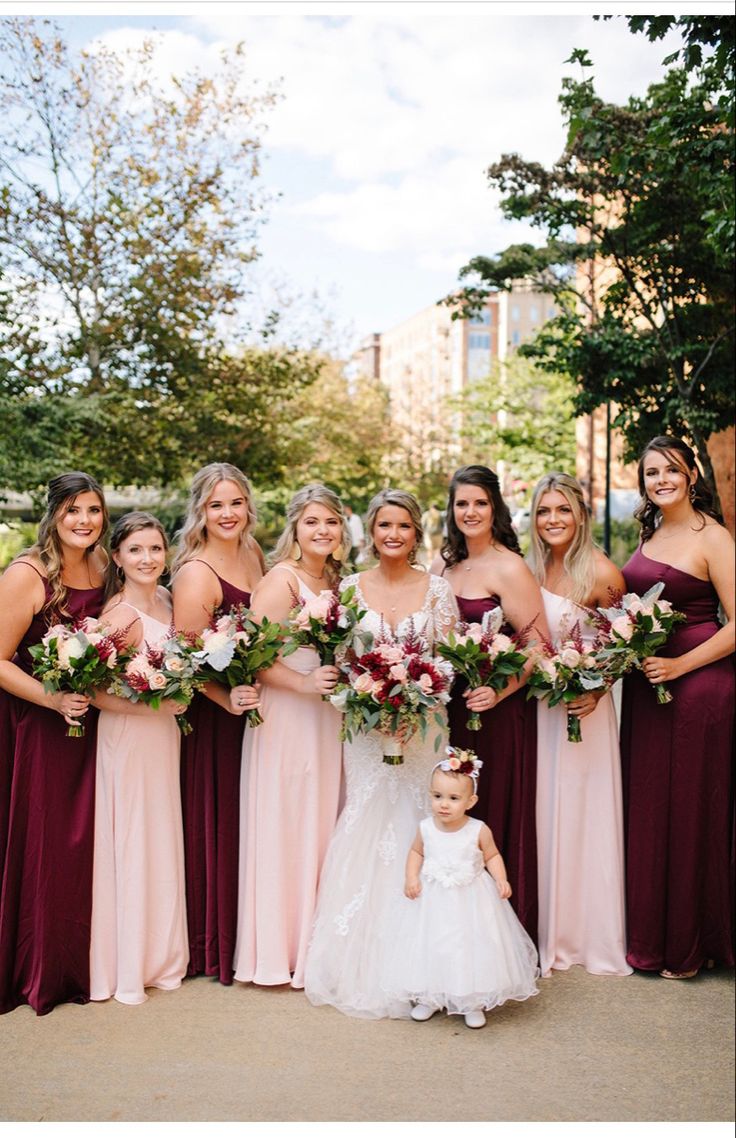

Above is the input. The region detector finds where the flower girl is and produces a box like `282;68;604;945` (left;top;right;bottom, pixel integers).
385;748;539;1028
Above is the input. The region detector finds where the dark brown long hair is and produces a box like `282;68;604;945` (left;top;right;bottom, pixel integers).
441;465;520;568
635;436;721;542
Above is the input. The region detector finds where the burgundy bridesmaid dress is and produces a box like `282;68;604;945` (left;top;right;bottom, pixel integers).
620;546;735;974
0;576;104;1015
179;570;249;984
448;594;539;944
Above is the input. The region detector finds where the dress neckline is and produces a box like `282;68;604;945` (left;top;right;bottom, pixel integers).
271;563;319;598
352;573;431;634
540;585;588;610
637;546;709;584
190;558;254;596
429;816;474;835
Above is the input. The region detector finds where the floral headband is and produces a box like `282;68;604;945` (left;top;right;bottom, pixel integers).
433;746;483;787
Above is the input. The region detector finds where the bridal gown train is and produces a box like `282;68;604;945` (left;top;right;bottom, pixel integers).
304;572;458;1019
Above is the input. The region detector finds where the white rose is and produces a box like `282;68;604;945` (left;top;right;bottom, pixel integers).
329;688;349;711
57;635;86;670
559;647;581;668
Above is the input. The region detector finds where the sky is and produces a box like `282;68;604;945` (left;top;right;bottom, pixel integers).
1;2;729;353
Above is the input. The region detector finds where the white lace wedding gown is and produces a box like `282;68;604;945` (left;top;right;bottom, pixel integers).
303;572;458;1019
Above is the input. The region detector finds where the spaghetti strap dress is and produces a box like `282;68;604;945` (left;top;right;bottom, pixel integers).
0;571;104;1015
179;565;250;984
448;594;539;943
234;566;343;989
620;546;735;973
90;605;188;1004
535;589;630;977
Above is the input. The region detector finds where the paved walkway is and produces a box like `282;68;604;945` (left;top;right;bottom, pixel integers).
0;966;733;1124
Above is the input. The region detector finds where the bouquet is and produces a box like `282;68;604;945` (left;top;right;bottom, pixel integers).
437;607;529;731
287;582;365;666
29;616;129;737
525;621;609;743
594;582;686;704
108;627;203;734
192;604;293;727
330;621;454;764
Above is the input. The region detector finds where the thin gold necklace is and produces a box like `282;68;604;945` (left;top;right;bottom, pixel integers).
296;563;327;583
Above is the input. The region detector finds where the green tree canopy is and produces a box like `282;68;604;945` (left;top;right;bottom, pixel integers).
452;15;735;497
0;17;323;493
453;356;577;489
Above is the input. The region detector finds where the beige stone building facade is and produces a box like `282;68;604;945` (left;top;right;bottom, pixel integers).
355;284;556;474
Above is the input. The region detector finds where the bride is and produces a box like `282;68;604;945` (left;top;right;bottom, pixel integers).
304;488;458;1018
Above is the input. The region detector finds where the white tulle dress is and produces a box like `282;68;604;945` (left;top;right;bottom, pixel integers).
303;572;457;1019
384;816;540;1015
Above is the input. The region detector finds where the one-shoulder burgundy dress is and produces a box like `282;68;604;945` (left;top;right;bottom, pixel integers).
179;572;250;984
620;546;734;974
0;576;104;1015
448;594;539;944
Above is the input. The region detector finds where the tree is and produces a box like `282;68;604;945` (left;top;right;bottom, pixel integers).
452;16;735;499
453;356;577;489
276;359;390;505
0;17;322;492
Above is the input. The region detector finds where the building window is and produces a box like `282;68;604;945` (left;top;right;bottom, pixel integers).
548;306;556;319
469;333;490;350
511;330;520;346
511;305;520;321
530;305;538;322
470;310;491;326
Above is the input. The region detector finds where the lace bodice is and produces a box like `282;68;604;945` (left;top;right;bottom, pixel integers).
345;572;458;650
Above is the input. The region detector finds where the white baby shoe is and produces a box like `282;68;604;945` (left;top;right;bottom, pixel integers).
410;1003;437;1022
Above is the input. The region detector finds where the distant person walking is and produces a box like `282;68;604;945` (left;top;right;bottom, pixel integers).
421;504;444;564
345;504;366;565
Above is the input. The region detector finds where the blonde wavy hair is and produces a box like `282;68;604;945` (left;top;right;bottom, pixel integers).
365;488;424;564
271;483;349;585
22;471;109;616
527;472;597;606
171;463;257;576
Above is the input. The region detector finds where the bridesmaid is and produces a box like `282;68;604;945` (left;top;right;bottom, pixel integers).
232;483;347;989
527;473;631;977
432;464;548;941
620;436;734;978
171;463;265;984
0;471;108;1015
90;512;189;1004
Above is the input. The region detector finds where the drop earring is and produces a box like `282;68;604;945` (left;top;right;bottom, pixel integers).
332;543;344;563
290;540;302;562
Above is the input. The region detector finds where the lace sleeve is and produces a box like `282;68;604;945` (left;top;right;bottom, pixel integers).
426;575;459;647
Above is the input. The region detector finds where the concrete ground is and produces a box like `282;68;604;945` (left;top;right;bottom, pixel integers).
0;965;733;1124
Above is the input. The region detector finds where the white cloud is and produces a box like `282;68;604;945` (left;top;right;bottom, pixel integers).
83;9;686;330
